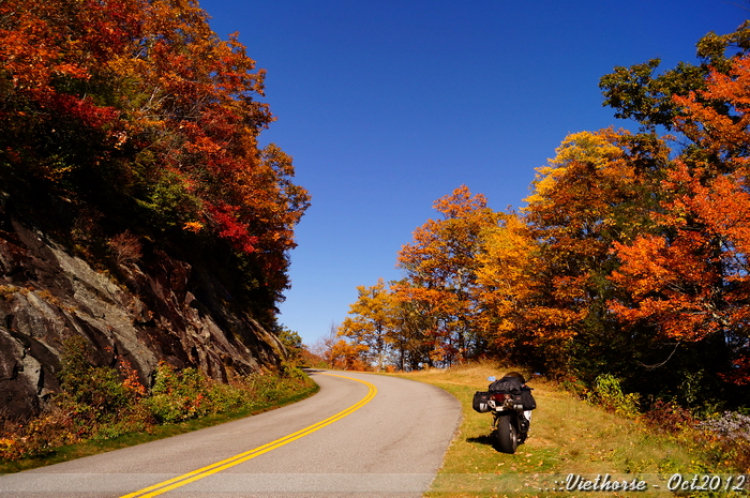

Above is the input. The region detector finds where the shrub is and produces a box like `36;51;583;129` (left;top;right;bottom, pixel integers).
143;363;210;423
0;285;19;300
205;381;252;413
108;231;142;267
639;402;750;472
0;344;316;462
698;411;750;472
586;374;640;417
642;399;695;434
57;337;137;427
0;409;78;460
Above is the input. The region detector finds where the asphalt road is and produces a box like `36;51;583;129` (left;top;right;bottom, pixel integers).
0;370;461;497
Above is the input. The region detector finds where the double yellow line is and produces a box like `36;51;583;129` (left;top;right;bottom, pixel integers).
121;373;377;498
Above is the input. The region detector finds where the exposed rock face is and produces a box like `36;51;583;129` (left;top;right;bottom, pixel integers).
0;211;286;423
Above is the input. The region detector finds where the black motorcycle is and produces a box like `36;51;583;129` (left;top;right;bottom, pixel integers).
473;372;536;454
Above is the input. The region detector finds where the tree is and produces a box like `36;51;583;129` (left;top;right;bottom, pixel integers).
520;128;657;375
388;290;440;370
0;0;310;324
310;323;340;369
610;54;750;386
329;340;369;371
276;326;304;365
394;185;501;365
599;21;750;132
475;212;539;359
338;278;398;371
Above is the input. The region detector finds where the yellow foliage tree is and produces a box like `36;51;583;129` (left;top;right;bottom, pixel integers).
475;213;539;354
338;278;399;371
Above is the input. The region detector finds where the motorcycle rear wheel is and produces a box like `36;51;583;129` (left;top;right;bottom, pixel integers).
496;414;518;454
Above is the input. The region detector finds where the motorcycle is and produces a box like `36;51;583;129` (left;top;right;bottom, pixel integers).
473;373;536;454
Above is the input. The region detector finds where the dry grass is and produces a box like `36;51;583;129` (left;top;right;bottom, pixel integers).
395;362;740;498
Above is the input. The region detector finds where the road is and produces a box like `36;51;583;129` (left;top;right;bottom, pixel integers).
0;370;461;497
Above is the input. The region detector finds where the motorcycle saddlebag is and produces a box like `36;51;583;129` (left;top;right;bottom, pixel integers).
472;391;492;413
520;389;537;410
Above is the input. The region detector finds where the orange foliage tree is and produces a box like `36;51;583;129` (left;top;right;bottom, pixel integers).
329;340;369;371
611;54;750;385
394;185;501;365
520;128;660;374
336;23;750;412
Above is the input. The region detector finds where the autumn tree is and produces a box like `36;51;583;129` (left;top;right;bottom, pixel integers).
475;212;539;360
0;0;309;326
339;278;440;371
394;185;501;365
327;340;367;371
388;291;441;370
599;21;750;132
338;278;399;370
610;53;750;390
520;128;662;375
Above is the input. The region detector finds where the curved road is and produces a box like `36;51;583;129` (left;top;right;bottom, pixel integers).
0;370;461;497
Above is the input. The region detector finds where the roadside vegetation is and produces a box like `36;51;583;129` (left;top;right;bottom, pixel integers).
0;336;318;473
397;363;749;498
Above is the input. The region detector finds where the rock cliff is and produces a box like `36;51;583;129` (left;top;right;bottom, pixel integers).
0;202;286;423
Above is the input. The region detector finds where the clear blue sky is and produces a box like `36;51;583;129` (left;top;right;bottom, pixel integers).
197;0;746;346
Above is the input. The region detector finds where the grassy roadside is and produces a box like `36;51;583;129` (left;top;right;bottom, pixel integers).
0;377;319;474
395;364;745;498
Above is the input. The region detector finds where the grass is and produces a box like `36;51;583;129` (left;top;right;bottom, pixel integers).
394;363;745;498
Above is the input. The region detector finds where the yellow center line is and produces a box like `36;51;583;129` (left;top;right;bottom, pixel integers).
120;372;377;498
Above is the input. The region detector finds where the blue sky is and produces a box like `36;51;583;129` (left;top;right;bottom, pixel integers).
197;0;746;346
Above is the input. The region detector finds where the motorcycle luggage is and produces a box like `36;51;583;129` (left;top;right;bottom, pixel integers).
520;389;537;410
472;391;492;413
489;376;536;410
489;376;524;394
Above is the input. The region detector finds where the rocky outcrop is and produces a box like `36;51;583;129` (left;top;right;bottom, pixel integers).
0;210;286;423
